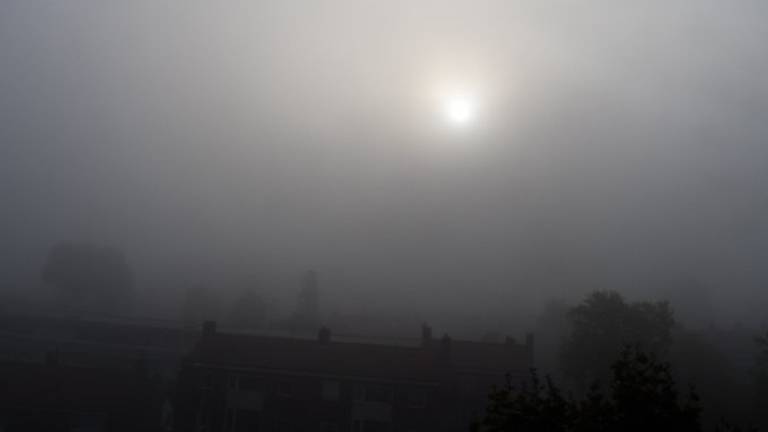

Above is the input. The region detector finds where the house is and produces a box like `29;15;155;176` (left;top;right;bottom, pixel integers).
0;357;163;432
0;313;190;431
175;322;532;432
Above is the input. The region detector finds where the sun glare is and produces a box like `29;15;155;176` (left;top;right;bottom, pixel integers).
443;97;475;125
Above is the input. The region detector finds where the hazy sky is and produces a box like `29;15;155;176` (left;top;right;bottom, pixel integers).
1;1;767;323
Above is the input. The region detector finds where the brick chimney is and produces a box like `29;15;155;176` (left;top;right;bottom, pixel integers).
421;323;433;348
45;349;59;367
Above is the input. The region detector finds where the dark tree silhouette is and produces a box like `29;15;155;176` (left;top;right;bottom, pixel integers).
752;332;768;429
609;347;700;431
479;346;701;432
670;330;738;428
42;242;134;313
481;370;576;432
560;291;674;389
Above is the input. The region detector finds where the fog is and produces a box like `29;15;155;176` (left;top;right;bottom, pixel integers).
2;0;768;328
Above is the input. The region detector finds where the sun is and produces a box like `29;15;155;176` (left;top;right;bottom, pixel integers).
443;96;475;126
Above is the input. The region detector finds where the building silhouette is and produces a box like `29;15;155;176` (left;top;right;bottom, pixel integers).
175;322;533;432
0;313;533;431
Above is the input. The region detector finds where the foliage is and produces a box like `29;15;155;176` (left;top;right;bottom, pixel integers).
560;291;674;388
670;330;738;428
754;332;768;375
752;332;768;428
483;372;575;432
609;347;700;431
480;346;701;432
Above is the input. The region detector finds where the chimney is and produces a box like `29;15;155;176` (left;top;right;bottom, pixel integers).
45;349;59;367
202;320;217;337
421;323;433;348
318;326;331;344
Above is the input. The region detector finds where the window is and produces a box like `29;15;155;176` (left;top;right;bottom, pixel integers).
234;409;259;432
321;421;339;432
277;381;292;398
274;421;295;432
239;376;263;392
352;420;391;432
365;385;392;403
353;384;391;403
225;408;234;431
353;384;365;402
322;380;340;401
201;372;213;389
408;388;427;408
228;375;239;390
73;414;107;431
196;410;211;431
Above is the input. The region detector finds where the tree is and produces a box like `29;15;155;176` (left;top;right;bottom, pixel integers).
609;347;700;431
42;242;134;313
752;332;768;429
560;291;674;389
670;330;737;428
479;346;700;432
482;372;575;432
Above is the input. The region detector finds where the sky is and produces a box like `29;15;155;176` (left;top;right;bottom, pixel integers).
1;0;767;325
